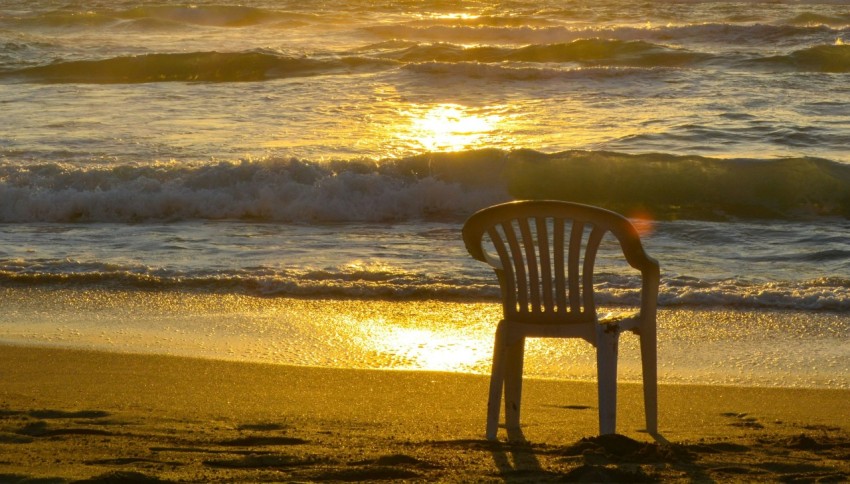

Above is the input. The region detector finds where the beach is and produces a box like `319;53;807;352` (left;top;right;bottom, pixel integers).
3;0;850;481
2;342;849;482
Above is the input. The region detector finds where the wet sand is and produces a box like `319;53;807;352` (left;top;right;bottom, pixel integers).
1;344;848;482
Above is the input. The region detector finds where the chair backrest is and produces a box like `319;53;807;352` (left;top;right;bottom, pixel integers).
463;200;659;324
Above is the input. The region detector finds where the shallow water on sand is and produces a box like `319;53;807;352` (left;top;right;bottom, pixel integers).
2;288;847;389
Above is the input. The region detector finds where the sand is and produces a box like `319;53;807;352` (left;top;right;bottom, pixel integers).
0;344;848;483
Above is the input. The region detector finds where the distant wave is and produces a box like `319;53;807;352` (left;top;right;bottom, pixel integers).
403;14;557;28
119;5;310;27
402;62;659;81
2;259;849;310
786;12;850;28
753;44;850;73
1;5;309;29
0;41;704;84
2;149;850;223
8;4;848;35
6;37;846;84
365;23;845;47
377;39;708;67
0;51;397;83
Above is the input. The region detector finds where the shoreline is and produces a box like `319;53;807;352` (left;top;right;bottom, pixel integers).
1;344;848;482
3;287;848;390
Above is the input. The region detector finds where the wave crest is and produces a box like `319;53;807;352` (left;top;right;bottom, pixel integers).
1;51;397;83
785;44;850;73
787;12;850;28
365;23;844;47
4;5;305;29
504;150;850;220
2;150;850;223
383;39;705;67
120;5;297;27
0;156;507;223
746;43;850;73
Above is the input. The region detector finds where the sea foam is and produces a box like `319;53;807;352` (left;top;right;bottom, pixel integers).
3;150;850;223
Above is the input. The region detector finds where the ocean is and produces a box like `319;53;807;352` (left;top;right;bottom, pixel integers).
1;0;848;389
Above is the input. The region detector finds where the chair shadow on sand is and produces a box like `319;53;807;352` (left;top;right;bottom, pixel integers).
486;426;718;483
483;423;850;482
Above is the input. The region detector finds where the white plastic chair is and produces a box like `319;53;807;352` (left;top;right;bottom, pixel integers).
462;200;659;439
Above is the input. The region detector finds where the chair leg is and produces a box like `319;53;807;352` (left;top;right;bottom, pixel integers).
596;325;619;435
640;325;658;434
486;321;508;440
503;335;525;432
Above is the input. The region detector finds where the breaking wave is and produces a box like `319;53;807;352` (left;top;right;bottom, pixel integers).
2;149;850;223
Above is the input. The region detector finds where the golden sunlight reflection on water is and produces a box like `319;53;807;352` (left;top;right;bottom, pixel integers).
399;103;506;153
3;289;848;387
369;324;491;372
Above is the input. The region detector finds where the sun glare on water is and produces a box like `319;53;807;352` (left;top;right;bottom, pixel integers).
401;103;505;152
377;326;489;372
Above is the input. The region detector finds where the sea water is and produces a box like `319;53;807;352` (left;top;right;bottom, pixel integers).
1;0;849;388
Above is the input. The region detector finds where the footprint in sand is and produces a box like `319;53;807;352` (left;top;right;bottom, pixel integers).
721;412;765;429
12;409;115;438
203;454;327;469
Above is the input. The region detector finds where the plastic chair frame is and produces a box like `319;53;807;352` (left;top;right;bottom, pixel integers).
462;200;660;439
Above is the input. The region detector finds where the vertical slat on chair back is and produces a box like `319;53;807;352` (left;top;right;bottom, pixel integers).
568;221;584;315
553;218;567;315
485;214;607;324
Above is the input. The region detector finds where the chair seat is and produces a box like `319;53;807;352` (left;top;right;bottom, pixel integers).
598;310;643;333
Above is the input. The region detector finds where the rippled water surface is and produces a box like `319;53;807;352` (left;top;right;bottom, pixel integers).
1;0;849;386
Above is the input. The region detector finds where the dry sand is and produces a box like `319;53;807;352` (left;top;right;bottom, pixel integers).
0;344;848;482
